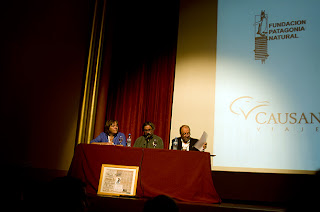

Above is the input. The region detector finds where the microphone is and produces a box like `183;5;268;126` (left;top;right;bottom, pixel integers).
145;133;152;147
147;133;151;138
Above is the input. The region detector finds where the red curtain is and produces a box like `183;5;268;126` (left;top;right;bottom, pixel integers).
105;55;176;149
94;0;179;149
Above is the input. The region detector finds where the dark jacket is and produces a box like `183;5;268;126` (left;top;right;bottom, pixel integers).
170;137;199;151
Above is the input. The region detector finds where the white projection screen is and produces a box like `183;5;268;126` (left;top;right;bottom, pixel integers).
213;0;320;174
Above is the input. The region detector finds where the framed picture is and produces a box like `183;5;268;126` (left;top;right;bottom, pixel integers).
97;164;139;196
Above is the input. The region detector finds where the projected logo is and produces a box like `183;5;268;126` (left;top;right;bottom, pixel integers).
230;96;320;132
254;10;307;64
230;96;269;120
254;10;269;64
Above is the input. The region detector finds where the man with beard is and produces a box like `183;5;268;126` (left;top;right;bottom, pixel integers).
133;122;164;149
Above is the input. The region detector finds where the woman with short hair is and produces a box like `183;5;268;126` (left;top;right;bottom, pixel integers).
90;120;126;146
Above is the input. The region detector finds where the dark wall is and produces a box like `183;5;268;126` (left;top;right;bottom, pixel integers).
212;170;318;206
0;0;92;170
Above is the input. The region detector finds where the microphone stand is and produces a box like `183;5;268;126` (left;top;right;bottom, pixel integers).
145;134;151;147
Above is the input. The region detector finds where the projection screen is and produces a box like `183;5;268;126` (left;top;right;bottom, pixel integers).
213;0;320;174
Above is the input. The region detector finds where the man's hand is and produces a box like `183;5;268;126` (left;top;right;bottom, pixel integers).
202;142;207;151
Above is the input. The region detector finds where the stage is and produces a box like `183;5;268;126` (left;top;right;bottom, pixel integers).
86;195;286;212
6;165;312;212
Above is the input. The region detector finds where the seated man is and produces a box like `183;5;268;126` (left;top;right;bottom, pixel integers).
133;122;164;149
171;125;207;151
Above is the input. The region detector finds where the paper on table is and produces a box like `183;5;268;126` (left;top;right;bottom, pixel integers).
194;131;208;151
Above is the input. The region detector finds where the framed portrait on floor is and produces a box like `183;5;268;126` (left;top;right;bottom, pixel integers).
97;164;139;196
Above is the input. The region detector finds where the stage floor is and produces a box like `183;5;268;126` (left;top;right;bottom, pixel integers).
87;195;286;212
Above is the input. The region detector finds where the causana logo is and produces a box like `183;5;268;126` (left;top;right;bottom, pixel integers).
230;96;320;125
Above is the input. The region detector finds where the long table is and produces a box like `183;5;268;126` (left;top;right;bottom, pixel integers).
68;144;221;204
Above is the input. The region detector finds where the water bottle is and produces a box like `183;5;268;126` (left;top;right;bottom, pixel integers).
173;137;178;150
127;134;132;147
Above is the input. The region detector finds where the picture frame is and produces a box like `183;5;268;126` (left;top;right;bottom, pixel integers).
97;164;139;196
